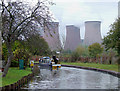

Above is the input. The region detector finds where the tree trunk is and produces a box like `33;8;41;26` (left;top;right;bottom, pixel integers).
2;44;13;77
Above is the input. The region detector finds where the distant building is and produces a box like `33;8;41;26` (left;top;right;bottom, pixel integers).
64;25;81;51
43;22;61;51
84;21;102;46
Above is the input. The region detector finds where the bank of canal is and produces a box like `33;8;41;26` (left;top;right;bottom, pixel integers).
22;67;119;89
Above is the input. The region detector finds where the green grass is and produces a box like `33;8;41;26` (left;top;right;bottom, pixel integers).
34;61;39;63
61;62;118;72
1;67;32;87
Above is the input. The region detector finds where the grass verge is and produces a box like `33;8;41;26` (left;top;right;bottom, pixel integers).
1;67;32;87
61;62;118;72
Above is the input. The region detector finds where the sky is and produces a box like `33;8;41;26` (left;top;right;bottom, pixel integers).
50;0;118;39
3;0;119;39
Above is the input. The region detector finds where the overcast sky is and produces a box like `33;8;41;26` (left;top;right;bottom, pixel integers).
4;0;119;39
50;0;118;39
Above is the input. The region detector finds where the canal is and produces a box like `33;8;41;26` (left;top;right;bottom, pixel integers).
22;67;119;89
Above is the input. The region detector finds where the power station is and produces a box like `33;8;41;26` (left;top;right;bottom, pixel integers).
64;25;81;51
43;21;102;52
84;21;102;46
43;22;61;51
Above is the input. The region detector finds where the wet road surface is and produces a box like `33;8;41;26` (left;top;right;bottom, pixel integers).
22;67;119;89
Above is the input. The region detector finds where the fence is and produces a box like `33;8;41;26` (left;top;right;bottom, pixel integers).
60;56;118;64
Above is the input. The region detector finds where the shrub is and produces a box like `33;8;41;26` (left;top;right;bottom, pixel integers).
71;45;89;62
88;43;103;57
11;60;19;67
13;49;31;67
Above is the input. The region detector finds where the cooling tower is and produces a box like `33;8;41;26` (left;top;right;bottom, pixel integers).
64;25;81;51
84;21;102;46
43;22;61;51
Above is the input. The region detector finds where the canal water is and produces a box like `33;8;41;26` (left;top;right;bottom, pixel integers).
22;67;119;89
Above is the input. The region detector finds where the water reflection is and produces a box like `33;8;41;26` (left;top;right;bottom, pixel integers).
22;67;119;89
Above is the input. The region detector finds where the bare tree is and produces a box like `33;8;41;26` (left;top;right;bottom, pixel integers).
1;0;53;77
